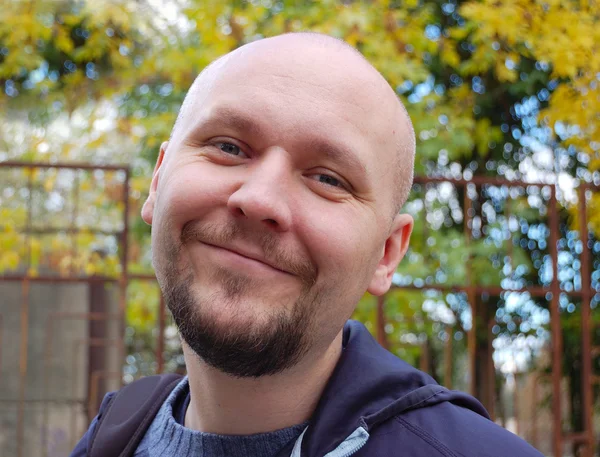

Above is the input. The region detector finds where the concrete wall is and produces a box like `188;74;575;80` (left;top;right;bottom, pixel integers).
0;281;122;457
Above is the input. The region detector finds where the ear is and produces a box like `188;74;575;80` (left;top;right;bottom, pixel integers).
367;213;413;296
141;141;168;225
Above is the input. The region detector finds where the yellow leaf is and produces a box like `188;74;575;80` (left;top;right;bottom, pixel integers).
81;179;92;192
495;60;517;82
87;135;106;150
30;238;41;267
440;42;460;68
85;262;96;276
5;251;20;270
44;176;55;192
54;27;74;53
60;14;81;26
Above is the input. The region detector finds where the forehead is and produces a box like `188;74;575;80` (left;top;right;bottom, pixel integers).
184;44;395;135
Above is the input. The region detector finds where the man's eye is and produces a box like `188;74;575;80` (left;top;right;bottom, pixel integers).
216;142;245;157
315;174;343;188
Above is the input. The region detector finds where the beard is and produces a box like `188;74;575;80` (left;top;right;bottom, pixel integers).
157;220;321;378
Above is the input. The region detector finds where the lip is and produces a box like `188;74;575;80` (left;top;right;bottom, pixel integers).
201;242;292;275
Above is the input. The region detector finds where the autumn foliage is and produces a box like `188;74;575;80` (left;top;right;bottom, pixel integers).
1;1;599;409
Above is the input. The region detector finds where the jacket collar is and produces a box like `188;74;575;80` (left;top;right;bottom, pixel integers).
293;320;438;457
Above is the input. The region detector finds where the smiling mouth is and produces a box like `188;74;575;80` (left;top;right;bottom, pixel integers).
200;242;292;275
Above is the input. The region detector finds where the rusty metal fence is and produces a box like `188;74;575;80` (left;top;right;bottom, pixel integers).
0;161;598;457
404;176;598;456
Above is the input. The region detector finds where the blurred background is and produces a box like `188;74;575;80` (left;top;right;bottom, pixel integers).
0;0;599;456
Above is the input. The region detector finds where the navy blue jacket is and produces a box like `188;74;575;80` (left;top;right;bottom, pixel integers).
71;320;543;456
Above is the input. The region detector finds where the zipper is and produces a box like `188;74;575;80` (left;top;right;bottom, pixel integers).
290;426;370;457
338;440;366;457
323;427;369;457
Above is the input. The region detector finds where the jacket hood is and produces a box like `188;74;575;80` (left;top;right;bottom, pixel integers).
289;320;489;457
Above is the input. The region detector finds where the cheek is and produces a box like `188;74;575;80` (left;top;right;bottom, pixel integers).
156;164;232;229
306;209;381;282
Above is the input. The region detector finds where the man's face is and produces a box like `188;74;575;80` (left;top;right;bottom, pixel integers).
142;39;413;377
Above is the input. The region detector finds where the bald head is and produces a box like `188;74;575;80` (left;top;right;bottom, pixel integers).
170;32;415;215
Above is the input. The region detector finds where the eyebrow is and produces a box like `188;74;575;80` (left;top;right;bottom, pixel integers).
184;106;266;141
306;137;367;178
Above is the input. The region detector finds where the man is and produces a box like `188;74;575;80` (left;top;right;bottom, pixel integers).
71;33;542;457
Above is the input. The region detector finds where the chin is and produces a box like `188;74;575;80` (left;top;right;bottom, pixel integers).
169;283;315;377
161;252;322;377
196;286;296;328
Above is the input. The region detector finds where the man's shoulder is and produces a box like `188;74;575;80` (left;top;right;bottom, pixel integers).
69;392;117;457
69;374;184;457
360;399;543;457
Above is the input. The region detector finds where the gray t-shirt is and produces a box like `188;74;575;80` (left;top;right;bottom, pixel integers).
133;377;307;457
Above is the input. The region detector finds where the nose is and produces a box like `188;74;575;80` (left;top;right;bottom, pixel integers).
227;152;293;232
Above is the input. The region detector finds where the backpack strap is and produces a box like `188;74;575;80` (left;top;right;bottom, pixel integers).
89;373;183;457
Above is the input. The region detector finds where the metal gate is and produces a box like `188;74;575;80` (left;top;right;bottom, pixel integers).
0;161;597;456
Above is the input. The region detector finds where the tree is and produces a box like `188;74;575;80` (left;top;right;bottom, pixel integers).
1;0;599;445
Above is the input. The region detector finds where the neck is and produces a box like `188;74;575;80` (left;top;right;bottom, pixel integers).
183;331;343;435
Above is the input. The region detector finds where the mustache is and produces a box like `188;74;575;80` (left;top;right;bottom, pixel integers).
180;221;318;286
